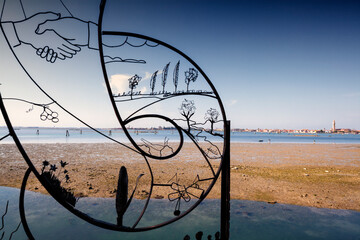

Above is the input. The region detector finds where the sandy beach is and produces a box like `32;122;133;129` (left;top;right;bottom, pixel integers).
0;142;359;211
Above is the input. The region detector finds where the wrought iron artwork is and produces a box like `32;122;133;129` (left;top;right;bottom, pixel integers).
0;0;230;239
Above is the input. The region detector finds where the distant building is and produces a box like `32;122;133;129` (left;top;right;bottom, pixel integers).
332;120;336;132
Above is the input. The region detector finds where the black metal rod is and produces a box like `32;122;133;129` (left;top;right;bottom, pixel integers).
221;120;230;240
0;133;10;141
19;168;35;240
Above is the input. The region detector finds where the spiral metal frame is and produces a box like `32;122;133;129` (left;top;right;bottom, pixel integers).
0;0;231;238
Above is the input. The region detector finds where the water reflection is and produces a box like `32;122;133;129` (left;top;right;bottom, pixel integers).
1;187;359;239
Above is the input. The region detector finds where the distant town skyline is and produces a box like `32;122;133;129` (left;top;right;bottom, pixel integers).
234;119;360;132
1;119;359;134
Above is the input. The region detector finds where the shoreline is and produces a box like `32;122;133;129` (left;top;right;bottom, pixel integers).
2;185;360;215
0;142;359;211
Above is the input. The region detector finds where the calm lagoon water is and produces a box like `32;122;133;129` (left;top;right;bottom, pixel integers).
1;127;360;144
1;187;359;240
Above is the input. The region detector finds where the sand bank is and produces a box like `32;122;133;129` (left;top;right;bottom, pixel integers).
0;143;359;211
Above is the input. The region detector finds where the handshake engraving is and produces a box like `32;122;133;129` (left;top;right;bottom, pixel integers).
12;12;95;63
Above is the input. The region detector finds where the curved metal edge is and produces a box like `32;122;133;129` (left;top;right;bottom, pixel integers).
94;0;230;231
98;0;228;171
131;155;153;229
19;168;35;240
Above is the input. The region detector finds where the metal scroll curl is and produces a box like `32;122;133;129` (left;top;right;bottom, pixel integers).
123;114;184;160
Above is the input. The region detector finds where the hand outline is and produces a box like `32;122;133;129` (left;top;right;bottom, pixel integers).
13;12;81;62
36;17;90;47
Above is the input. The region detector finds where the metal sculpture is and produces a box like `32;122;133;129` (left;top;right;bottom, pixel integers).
0;0;230;239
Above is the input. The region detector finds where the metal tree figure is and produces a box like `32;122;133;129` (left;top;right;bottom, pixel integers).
162;62;170;93
185;68;198;92
173;60;180;92
205;108;220;134
128;74;141;99
150;70;158;94
179;99;196;132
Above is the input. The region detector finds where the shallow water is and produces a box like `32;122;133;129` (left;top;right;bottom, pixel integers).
1;187;359;240
1;127;360;144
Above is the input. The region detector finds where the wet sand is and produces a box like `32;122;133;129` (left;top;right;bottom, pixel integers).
0;143;359;211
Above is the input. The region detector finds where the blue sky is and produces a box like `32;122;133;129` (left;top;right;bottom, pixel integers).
0;0;359;129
